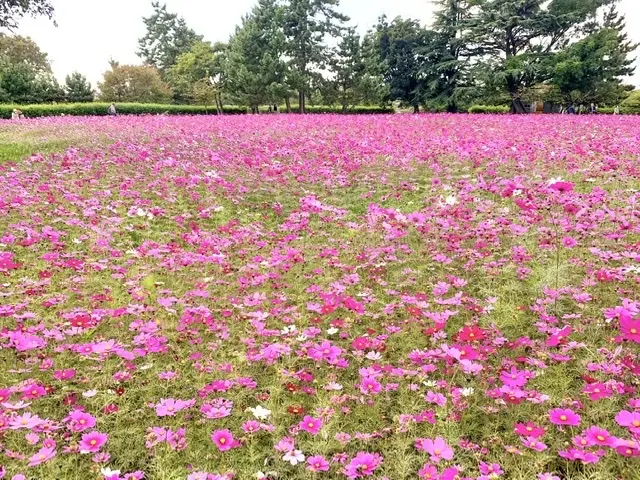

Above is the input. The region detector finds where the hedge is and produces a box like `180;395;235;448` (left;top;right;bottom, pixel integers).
0;103;394;119
0;103;248;119
468;105;510;114
288;105;394;114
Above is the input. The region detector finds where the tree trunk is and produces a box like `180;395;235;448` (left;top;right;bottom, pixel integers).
285;97;291;113
298;91;304;114
413;105;420;114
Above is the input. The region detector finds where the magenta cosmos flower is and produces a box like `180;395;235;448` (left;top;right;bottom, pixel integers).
306;455;330;472
584;426;616;447
299;415;323;435
79;431;108;453
211;429;239;452
615;410;640;431
415;437;454;463
549;408;581;426
344;452;383;479
65;410;96;432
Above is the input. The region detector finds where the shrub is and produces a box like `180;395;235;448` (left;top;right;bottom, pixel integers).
620;91;640;114
468;105;510;114
0;103;394;119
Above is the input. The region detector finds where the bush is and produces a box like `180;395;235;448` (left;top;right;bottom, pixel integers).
621;91;640;114
0;103;394;118
0;103;248;119
279;105;393;114
468;105;510;114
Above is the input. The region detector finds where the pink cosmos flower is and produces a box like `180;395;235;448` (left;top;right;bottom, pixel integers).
615;410;640;432
415;437;454;463
65;410;96;432
359;377;382;395
514;422;545;438
538;474;560;480
479;462;503;476
241;420;260;434
211;429;239;452
418;463;438;479
154;398;194;417
521;436;547;452
9;412;43;430
620;312;640;343
549;408;581;426
299;415;322;435
28;446;56;467
344;452;382;479
584;426;616;447
79;431;108;453
306;455;330;472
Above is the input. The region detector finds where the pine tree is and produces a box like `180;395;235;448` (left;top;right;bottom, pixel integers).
283;0;348;113
65;72;93;103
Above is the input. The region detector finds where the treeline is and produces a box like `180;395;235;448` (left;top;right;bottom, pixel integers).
0;0;636;113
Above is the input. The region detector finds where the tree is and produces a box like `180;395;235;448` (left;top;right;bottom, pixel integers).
0;0;54;30
330;27;365;110
283;0;348;113
367;16;433;112
0;33;51;75
65;72;93;102
98;62;172;103
138;2;203;74
466;0;616;112
0;33;57;103
226;0;291;112
167;40;226;104
425;0;472;112
552;5;636;106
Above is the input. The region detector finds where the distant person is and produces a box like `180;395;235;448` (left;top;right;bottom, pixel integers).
108;103;117;116
589;103;596;114
11;109;24;120
567;104;576;115
273;104;278;112
614;105;620;115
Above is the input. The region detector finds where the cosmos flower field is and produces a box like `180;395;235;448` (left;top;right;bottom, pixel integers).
0;114;639;480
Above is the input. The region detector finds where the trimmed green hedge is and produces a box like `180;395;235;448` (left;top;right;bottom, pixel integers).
468;105;510;114
0;103;394;118
0;103;247;119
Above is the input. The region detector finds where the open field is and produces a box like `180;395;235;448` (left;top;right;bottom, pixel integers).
0;114;639;480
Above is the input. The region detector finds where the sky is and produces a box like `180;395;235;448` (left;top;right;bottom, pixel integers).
11;0;640;88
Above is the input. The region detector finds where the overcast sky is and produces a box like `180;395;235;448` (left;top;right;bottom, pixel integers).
11;0;640;88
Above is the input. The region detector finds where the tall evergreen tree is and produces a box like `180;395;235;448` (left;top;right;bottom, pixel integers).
368;16;433;113
425;0;472;112
330;27;365;110
138;2;203;75
550;5;636;105
283;0;348;113
65;72;94;102
466;0;616;112
225;0;290;112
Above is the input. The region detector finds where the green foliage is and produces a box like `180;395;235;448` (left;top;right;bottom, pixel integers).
0;0;54;29
166;41;226;104
620;90;640;113
64;72;93;102
283;0;349;113
550;7;636;105
367;16;434;112
466;0;617;105
468;104;510;114
225;0;290;110
0;103;248;118
0;33;51;75
137;1;203;74
98;62;172;103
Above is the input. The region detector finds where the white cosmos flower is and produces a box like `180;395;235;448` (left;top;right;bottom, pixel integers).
461;387;474;397
101;467;121;477
283;449;305;466
326;327;339;335
82;389;97;398
365;351;382;360
249;405;271;420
